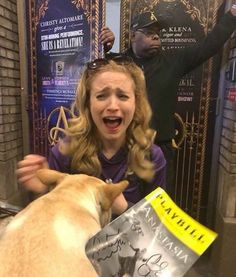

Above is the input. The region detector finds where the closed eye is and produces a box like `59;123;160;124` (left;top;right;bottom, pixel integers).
96;93;107;100
118;93;129;100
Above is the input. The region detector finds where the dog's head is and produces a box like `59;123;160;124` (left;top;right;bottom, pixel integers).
36;169;129;227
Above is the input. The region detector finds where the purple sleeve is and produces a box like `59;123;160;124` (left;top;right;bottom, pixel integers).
48;143;72;173
120;145;166;216
150;144;167;190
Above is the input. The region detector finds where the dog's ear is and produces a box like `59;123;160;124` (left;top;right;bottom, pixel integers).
36;169;67;187
101;180;129;211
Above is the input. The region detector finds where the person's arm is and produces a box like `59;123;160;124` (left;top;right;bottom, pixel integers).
180;5;236;74
16;142;71;193
48;143;72;173
111;192;128;215
16;154;49;193
99;26;115;53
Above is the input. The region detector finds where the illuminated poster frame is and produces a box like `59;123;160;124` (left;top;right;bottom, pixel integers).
26;0;105;156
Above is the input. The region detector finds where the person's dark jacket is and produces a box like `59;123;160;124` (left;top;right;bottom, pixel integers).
111;11;236;143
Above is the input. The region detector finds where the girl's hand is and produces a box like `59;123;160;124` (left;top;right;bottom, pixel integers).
112;192;128;215
16;154;49;193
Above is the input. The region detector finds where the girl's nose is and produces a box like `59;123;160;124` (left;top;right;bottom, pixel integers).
107;96;119;110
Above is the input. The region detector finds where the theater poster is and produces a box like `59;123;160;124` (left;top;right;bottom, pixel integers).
26;0;105;155
120;0;225;221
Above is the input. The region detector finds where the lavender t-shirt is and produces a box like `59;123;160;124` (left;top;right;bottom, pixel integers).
48;144;166;206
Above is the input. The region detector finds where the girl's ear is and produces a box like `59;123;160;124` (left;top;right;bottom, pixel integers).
100;180;129;211
36;169;67;187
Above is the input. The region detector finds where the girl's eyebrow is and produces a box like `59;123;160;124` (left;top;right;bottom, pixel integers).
93;87;110;94
116;88;131;94
94;87;131;94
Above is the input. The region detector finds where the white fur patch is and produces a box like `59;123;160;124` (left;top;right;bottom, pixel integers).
78;191;99;218
7;213;26;231
53;217;82;250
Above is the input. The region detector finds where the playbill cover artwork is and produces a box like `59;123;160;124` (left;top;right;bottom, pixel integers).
86;188;217;277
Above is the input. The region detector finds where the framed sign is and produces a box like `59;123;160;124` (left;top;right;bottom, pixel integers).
26;0;105;155
120;0;224;221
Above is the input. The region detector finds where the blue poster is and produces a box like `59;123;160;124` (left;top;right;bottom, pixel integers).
26;0;105;154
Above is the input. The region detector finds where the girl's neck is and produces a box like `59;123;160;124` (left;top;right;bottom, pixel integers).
102;140;124;160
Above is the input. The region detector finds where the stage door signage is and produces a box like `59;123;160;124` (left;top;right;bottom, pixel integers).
120;0;223;221
26;0;105;155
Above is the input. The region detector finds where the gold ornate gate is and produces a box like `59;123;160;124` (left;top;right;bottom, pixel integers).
120;0;224;221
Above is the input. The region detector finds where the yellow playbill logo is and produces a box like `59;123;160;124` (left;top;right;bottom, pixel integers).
145;188;217;255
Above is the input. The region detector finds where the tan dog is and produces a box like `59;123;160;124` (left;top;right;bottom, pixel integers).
0;169;128;277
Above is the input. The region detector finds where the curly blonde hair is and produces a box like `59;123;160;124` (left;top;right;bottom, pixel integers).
60;59;156;181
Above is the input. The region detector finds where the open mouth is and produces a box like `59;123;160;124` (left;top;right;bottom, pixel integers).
103;117;122;129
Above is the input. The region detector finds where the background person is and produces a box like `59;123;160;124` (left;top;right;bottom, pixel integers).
108;5;236;196
17;58;166;216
